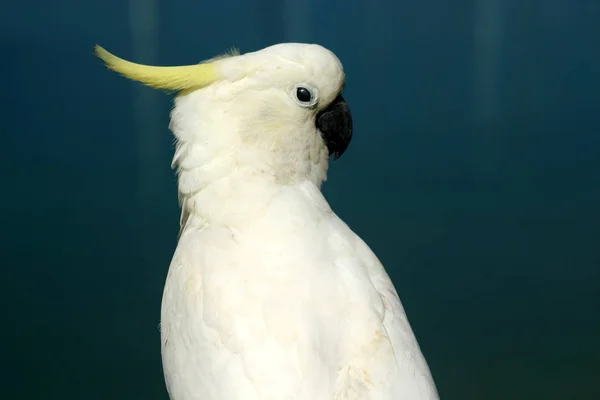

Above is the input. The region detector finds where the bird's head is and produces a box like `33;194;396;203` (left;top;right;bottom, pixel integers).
96;43;351;188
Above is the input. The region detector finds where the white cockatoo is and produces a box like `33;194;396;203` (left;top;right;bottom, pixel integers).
96;42;439;400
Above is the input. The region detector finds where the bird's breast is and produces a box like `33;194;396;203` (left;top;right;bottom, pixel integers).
160;183;411;399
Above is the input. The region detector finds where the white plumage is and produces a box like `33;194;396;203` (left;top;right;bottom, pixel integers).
97;42;439;399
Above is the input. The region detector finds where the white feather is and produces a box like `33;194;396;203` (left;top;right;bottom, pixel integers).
160;43;439;399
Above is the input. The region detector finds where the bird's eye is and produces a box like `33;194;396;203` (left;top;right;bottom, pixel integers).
292;84;318;107
296;87;312;103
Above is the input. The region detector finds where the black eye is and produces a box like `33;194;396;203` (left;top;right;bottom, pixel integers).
296;87;312;103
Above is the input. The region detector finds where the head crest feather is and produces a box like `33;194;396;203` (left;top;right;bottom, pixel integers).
94;45;222;92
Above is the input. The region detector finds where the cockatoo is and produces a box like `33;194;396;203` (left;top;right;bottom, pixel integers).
96;42;439;400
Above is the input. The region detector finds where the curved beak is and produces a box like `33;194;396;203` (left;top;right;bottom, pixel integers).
316;94;353;160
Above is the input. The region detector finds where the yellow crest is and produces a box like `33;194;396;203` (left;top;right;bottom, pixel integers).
94;45;223;93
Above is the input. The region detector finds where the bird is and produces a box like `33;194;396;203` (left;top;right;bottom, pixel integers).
95;42;439;400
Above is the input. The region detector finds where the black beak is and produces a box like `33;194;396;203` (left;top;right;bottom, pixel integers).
316;94;353;160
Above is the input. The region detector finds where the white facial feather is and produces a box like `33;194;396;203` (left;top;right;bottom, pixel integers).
170;43;346;230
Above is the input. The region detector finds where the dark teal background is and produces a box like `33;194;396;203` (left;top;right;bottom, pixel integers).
1;0;599;399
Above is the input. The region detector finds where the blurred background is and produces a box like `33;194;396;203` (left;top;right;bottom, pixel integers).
1;0;599;398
